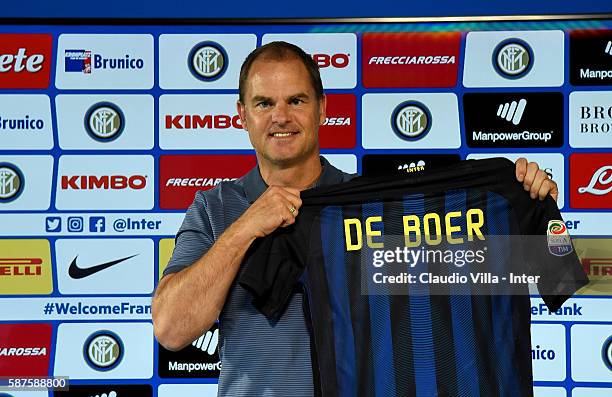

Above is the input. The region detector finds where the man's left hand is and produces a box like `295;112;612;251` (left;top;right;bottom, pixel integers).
515;157;558;202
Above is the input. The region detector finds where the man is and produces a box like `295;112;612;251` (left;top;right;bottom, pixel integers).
152;41;557;396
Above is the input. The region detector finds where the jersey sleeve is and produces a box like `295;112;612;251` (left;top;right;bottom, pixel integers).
523;196;589;312
239;219;310;319
163;190;215;277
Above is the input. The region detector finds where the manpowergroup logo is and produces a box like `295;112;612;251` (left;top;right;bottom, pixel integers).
158;323;221;378
463;92;563;147
362;32;460;88
0;323;52;376
570;153;612;209
570;29;612;85
0;239;53;295
55;155;154;210
0;34;52;89
159;155;256;209
56;34;153;89
262;33;356;89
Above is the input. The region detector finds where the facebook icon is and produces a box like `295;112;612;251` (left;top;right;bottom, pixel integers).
89;217;106;232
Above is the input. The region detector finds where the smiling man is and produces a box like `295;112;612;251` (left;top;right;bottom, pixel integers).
152;41;558;397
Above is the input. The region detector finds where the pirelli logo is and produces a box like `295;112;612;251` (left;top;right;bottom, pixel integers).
0;239;53;295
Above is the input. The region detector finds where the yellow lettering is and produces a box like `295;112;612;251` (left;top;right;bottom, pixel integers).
466;208;485;241
402;215;421;247
344;219;362;251
423;213;442;245
445;211;463;244
365;216;384;248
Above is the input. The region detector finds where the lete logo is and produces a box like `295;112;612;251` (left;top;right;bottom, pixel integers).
0;34;53;89
578;165;612;196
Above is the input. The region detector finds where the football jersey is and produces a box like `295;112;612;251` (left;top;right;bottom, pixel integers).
239;158;588;397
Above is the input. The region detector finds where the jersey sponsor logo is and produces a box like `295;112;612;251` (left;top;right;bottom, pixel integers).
165;114;242;130
547;220;573;256
158;323;221;378
0;240;52;295
361;154;460;177
362;32;460;88
53;384;153;397
84;330;124;371
65;50;145;73
0;163;25;203
464;92;563;148
61;175;147;190
570;29;612;85
188;41;228;82
391;100;431;141
319;94;356;148
493;38;534;79
0;34;52;89
570;153;612;208
159;155;256;209
84;102;125;142
0;323;52;376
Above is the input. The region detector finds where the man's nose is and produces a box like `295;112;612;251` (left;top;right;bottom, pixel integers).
271;102;291;124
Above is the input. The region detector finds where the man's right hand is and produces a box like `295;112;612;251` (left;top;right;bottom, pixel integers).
235;186;302;239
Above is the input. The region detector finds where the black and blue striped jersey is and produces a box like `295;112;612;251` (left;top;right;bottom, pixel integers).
240;158;588;397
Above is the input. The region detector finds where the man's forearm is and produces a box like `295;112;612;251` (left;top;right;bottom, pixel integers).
152;220;255;351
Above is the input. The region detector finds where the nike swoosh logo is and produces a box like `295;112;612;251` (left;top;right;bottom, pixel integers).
68;254;138;279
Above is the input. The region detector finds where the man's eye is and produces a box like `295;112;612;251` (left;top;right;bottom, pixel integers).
257;101;270;108
291;98;304;105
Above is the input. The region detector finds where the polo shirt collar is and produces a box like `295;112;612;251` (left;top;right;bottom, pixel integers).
242;156;345;203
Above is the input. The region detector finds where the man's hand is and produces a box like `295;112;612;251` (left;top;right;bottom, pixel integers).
515;158;558;202
234;186;302;239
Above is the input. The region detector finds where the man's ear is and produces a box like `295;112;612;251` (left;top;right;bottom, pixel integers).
237;100;248;131
318;94;327;125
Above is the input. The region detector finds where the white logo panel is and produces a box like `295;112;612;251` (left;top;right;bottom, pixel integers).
466;153;565;209
362;93;460;149
323;154;357;174
56;95;154;150
53;322;153;379
262;33;357;89
570;324;612;382
159;94;252;149
56;34;153;89
570;91;612;148
159;34;256;89
158;384;218;397
463;31;564;87
0;156;53;211
533;387;566;397
55;238;154;295
0;95;53;150
573;388;612;397
55;155;154;210
530;324;566;381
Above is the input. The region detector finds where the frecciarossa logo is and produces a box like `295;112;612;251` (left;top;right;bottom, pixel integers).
0;34;53;89
165;114;242;130
61;175;147;190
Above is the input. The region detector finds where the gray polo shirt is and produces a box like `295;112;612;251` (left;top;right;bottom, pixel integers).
163;156;354;397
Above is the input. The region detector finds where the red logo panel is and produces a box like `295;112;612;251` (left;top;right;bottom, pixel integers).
319;94;356;149
0;34;53;89
362;32;461;88
0;323;52;376
570;153;612;209
160;155;257;210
